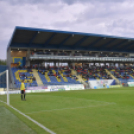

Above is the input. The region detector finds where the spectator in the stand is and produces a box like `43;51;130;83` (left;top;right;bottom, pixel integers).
33;77;36;81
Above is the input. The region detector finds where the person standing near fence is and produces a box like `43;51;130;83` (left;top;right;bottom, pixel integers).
20;80;26;100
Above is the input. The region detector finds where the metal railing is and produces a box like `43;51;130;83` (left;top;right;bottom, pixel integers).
30;55;134;62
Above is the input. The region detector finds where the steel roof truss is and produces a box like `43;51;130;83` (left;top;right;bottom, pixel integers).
100;38;117;48
87;37;103;49
73;36;89;48
58;34;72;48
120;42;134;51
29;31;38;46
43;33;56;47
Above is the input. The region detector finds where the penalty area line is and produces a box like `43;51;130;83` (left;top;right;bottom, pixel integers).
0;100;56;134
26;103;116;114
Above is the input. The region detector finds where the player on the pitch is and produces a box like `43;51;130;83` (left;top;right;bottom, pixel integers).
20;80;26;100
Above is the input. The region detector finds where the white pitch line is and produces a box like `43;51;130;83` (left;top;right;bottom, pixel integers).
26;103;116;114
0;100;56;134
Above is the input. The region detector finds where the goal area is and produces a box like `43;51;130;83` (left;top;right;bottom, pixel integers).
0;70;9;105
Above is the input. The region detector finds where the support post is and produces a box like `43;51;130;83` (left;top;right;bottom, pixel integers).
6;70;9;105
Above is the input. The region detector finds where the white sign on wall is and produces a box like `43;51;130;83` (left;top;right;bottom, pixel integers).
88;79;114;89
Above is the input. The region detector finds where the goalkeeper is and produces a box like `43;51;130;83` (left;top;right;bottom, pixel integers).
20;80;26;100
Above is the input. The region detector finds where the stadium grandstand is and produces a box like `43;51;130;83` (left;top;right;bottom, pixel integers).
1;26;134;90
0;65;7;88
1;26;134;134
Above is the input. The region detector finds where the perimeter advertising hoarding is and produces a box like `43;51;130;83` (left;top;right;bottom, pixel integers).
0;84;84;95
0;90;20;95
27;86;48;90
88;79;115;89
48;85;65;92
28;89;49;93
127;82;134;87
48;84;84;92
109;85;122;88
66;84;84;90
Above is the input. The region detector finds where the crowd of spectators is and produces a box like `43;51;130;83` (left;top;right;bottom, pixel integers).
17;63;134;84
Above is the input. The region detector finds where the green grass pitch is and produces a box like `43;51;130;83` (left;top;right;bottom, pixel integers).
0;87;134;134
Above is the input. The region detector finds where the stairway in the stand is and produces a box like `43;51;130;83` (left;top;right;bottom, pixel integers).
105;69;121;85
71;69;87;85
32;69;43;85
97;73;101;79
59;70;68;82
45;71;51;82
130;74;134;79
52;70;61;82
130;69;134;78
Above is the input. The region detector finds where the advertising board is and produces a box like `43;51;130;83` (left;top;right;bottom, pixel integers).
128;82;134;87
49;84;84;92
50;88;65;91
0;84;84;95
29;89;49;93
67;84;84;90
88;79;115;89
109;85;122;88
27;86;48;90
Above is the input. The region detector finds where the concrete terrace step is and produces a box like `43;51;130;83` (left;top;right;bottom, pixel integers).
71;69;87;85
105;69;121;85
45;71;51;82
32;69;43;85
52;70;61;82
59;70;68;82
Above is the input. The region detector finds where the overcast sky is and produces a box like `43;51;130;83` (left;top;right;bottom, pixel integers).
0;0;134;59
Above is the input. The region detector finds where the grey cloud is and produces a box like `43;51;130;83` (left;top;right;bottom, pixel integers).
61;0;127;5
1;0;127;5
106;19;134;37
0;0;134;60
0;40;9;60
1;0;55;5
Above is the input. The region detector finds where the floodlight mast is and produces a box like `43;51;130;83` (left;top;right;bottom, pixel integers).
6;70;10;105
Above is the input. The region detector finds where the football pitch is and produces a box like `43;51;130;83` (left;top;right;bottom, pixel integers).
0;87;134;134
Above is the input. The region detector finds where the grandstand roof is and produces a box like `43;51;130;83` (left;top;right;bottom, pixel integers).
7;26;134;53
